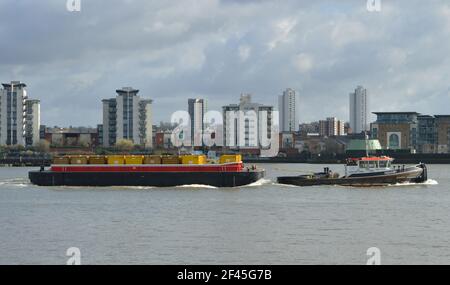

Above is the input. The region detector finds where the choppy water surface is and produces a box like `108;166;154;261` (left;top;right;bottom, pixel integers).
0;164;448;264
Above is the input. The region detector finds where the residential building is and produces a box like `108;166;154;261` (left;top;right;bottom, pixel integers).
417;115;437;153
222;93;274;150
24;99;41;146
435;115;450;153
0;81;40;146
155;131;174;149
278;88;300;132
319;117;345;137
97;124;103;146
415;115;450;153
349;85;369;134
101;87;153;148
279;132;295;149
41;126;99;147
188;98;207;147
299;121;319;136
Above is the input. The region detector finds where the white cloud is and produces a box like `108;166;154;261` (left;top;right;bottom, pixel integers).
268;18;297;50
0;1;449;125
293;53;314;73
331;20;369;47
238;45;251;62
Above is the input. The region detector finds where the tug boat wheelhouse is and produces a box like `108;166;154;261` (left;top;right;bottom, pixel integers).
277;156;427;187
29;154;265;187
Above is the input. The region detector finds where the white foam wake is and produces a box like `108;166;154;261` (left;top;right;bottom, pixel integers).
392;179;438;187
175;184;218;189
424;179;439;185
240;178;273;188
0;178;30;187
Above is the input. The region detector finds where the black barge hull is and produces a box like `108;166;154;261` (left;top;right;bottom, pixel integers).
29;170;265;188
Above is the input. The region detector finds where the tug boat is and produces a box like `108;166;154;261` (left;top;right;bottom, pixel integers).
277;156;427;187
29;154;265;187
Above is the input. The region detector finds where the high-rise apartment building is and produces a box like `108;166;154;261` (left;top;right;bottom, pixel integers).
319;117;345;137
188;98;207;147
102;87;153;147
349;85;369;134
0;81;40;146
278;88;300;132
222;94;274;149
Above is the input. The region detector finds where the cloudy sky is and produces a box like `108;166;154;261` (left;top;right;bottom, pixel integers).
1;0;449;127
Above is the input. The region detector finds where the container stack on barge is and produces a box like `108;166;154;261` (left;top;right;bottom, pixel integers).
29;154;265;187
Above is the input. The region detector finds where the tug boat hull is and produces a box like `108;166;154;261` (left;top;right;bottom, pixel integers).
277;164;427;187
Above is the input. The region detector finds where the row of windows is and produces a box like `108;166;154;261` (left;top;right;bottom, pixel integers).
359;160;391;169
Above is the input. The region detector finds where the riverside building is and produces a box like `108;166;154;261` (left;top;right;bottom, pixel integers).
279;88;300;132
349;85;369;134
188;98;207;147
101;87;153;148
222;94;274;151
0;81;40;146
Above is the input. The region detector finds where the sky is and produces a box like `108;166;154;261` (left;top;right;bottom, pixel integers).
0;0;449;127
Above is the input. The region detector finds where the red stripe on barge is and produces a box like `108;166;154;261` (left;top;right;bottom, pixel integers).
50;162;244;172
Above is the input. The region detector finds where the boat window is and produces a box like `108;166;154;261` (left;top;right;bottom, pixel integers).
379;160;387;168
369;161;377;168
359;161;369;169
387;161;391;168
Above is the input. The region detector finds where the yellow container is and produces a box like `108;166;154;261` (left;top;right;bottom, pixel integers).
70;156;88;165
125;155;144;164
144;155;162;164
219;154;242;164
88;155;106;164
53;156;70;164
161;155;180;164
181;155;206;165
107;155;125;165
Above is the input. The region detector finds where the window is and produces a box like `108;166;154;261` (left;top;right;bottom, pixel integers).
389;134;400;149
359;161;369;169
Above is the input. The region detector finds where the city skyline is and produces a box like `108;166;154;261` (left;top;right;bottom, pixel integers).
2;79;449;130
1;1;449;126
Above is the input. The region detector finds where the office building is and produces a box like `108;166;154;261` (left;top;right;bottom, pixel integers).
371;112;419;151
371;112;450;153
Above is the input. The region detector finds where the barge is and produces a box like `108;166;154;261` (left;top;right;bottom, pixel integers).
277;156;428;187
29;155;265;187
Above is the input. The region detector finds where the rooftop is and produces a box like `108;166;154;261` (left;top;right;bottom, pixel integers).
346;139;382;151
116;87;139;94
2;81;27;88
45;127;98;134
373;112;420;115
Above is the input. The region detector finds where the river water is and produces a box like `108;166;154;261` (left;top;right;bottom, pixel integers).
0;163;448;265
